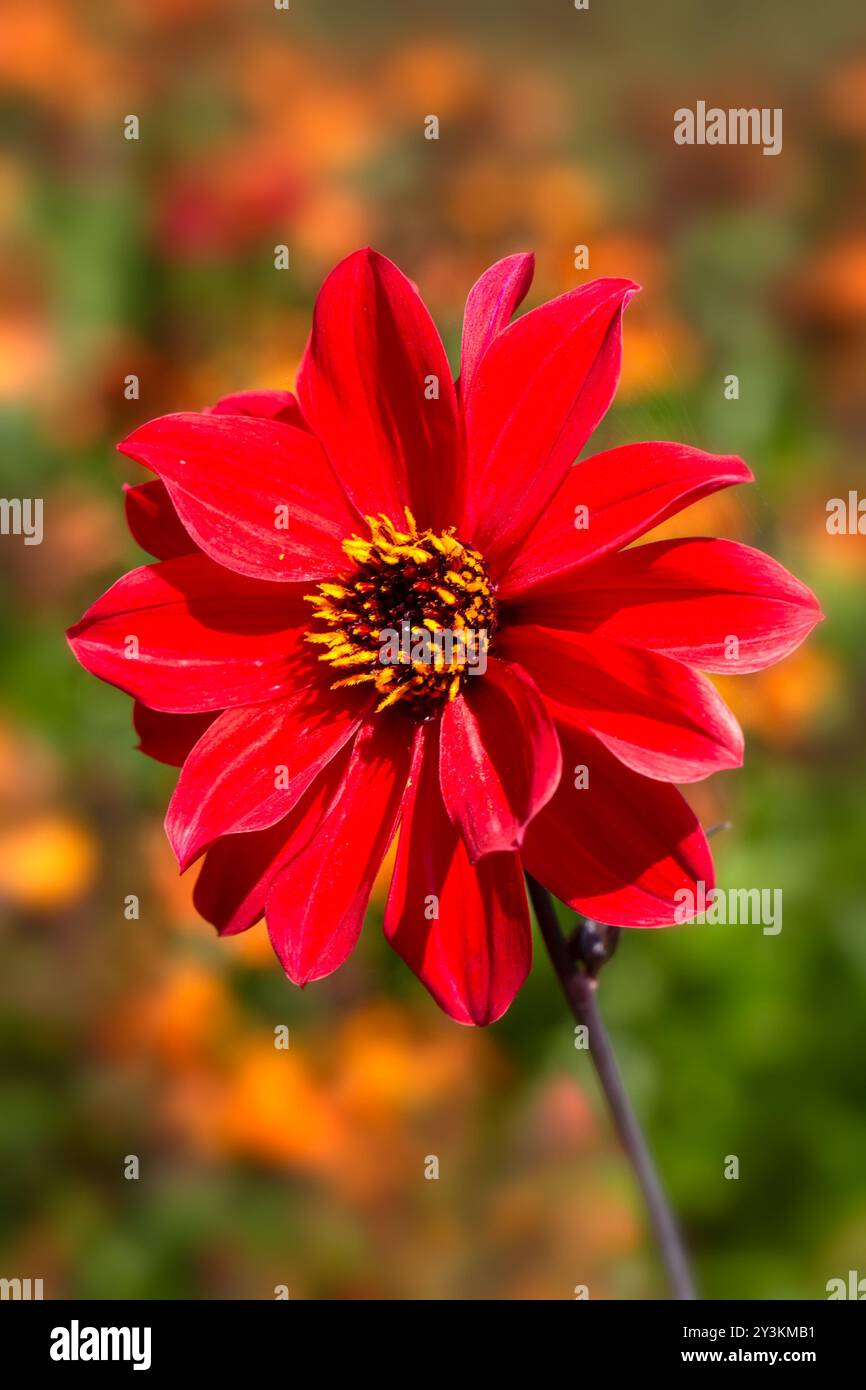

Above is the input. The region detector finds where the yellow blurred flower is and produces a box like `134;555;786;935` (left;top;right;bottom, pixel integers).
0;814;97;911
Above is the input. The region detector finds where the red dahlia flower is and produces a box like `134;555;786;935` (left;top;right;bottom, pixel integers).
67;250;822;1024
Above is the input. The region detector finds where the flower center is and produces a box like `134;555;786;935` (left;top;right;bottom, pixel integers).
305;509;497;719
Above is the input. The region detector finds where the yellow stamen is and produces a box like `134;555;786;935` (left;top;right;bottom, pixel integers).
303;510;496;720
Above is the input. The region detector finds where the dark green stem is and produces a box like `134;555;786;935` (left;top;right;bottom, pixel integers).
526;874;697;1301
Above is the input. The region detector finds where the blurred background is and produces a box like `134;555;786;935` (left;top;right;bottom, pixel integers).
1;0;864;1299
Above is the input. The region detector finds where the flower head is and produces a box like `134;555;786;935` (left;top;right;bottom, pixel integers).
67;250;822;1024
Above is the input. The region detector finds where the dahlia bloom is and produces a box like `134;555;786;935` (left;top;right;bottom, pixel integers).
67;249;821;1024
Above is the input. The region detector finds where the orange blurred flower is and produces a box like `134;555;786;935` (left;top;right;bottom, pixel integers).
104;958;233;1069
447;160;529;240
791;234;866;327
491;70;570;153
0;311;54;404
293;186;376;268
241;65;382;176
380;40;486;119
617;313;701;401
216;1040;344;1169
219;921;276;968
522;1076;598;1160
806;500;866;578
714;644;839;746
332;1002;491;1127
0;0;127;117
524;164;607;246
143;820;198;924
822;58;866;139
15;488;126;601
642;485;749;545
578;233;666;295
369;836;398;910
0;720;59;811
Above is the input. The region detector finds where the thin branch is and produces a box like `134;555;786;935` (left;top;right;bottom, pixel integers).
526;874;697;1301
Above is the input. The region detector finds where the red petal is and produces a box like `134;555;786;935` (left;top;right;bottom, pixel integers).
210;389;307;427
266;713;414;985
463;277;639;575
516;537;823;673
122;394;311;561
459;252;534;402
193;743;353;936
166;689;369;870
522;722;714;927
67;554;310;713
132;701;216;766
385;724;531;1025
439;656;561;861
500;442;753;599
118;411;358;583
499;624;743;782
124;480;197;560
297;248;463;531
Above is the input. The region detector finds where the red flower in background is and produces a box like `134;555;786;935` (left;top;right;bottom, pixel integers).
154;154;302;262
67;250;821;1024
